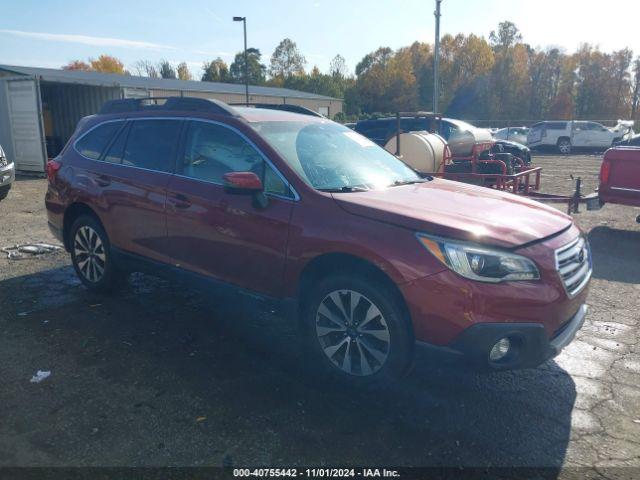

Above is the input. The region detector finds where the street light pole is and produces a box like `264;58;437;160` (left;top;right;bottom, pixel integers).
233;16;249;106
433;0;442;113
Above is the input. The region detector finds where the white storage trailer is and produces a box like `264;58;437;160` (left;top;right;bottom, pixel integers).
0;64;343;173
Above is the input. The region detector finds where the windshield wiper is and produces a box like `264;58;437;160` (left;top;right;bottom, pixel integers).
318;185;370;193
389;178;432;187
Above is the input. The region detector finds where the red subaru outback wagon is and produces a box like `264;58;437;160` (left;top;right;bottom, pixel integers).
46;97;591;382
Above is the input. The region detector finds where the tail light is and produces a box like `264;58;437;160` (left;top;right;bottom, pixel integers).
600;158;611;184
46;159;61;182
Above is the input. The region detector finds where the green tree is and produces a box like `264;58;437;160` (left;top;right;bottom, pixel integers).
489;21;522;50
230;48;266;84
201;58;229;82
176;62;192;81
269;38;306;79
354;46;417;112
158;60;176;79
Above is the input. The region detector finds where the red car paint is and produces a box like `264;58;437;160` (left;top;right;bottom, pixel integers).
46;104;590;367
599;147;640;207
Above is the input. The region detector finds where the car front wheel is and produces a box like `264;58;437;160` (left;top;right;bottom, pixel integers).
303;274;413;383
69;215;122;292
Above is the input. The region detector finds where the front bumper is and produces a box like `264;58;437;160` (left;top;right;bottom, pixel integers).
417;304;588;370
0;161;15;187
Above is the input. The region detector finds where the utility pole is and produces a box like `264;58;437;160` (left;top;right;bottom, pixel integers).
433;0;442;113
233;16;249;105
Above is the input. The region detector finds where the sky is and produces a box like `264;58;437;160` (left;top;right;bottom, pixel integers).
0;0;639;78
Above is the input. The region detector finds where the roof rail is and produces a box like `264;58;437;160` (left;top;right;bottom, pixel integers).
98;97;238;116
231;103;324;118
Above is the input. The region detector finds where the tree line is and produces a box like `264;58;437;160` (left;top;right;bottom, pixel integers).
62;21;640;122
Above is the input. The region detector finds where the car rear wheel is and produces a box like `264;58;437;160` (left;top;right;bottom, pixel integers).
70;215;122;292
302;274;413;384
557;138;571;154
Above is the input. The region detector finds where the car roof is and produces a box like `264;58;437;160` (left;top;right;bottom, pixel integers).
96;97;327;124
234;107;326;123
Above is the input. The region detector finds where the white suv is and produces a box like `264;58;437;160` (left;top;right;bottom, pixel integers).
0;144;15;201
527;121;634;154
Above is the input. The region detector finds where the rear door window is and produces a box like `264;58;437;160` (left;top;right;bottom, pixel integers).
123;119;183;172
75;121;123;160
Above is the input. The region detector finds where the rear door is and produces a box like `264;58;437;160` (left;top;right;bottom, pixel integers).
165;119;294;297
1;78;47;172
571;122;590;147
92;118;183;263
603;149;640;206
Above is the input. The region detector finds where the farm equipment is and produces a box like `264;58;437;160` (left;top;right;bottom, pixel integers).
389;112;599;214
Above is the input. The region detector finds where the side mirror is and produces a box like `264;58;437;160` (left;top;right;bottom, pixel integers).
223;172;263;194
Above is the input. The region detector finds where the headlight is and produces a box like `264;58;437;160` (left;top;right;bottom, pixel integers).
417;233;540;283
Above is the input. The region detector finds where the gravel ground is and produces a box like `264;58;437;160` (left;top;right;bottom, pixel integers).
0;155;639;476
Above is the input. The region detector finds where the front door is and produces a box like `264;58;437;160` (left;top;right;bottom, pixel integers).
165;120;295;297
587;122;612;148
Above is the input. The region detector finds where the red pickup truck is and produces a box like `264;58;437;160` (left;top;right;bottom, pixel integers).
599;147;640;220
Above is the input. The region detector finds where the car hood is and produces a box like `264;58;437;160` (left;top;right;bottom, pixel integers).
333;179;572;249
495;139;528;150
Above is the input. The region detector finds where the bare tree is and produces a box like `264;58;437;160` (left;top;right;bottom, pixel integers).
133;60;159;78
632;57;640;119
329;54;348;78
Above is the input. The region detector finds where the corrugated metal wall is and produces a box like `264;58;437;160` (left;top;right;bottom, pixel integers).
40;82;120;154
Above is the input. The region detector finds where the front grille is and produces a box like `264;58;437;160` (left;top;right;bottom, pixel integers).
0;157;6;168
555;236;592;298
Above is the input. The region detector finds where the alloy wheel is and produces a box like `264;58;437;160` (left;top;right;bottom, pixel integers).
74;226;106;283
315;289;391;376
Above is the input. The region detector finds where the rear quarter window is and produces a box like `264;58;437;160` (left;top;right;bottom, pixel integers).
75;121;123;160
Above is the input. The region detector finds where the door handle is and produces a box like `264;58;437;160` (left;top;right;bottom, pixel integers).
94;174;111;187
169;193;191;209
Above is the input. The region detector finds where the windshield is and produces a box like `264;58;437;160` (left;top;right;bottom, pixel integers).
251;121;421;191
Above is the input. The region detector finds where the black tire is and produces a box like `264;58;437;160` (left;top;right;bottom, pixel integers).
0;184;10;200
557;138;571;155
69;214;122;292
301;273;413;386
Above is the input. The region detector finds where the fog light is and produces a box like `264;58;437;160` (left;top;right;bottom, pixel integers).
489;337;511;361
